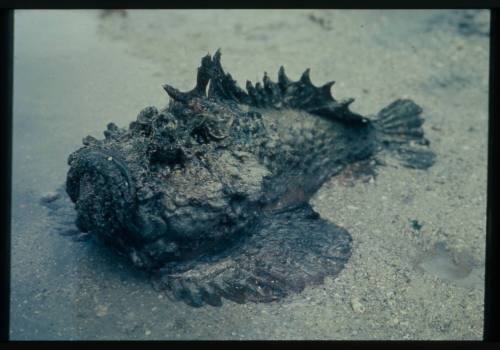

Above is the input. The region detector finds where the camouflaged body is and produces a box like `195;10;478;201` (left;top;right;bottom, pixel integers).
65;51;435;306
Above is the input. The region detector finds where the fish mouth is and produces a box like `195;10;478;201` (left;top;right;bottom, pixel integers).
66;148;143;252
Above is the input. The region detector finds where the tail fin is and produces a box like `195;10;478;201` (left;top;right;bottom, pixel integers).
374;99;436;170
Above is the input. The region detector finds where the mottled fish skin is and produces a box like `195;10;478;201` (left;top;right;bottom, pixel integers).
60;50;435;306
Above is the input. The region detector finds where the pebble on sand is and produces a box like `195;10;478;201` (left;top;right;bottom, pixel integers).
350;297;365;314
40;191;60;204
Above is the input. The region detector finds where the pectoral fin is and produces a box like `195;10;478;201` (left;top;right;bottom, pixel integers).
155;204;352;307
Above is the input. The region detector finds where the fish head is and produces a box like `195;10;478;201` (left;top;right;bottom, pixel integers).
66;98;269;269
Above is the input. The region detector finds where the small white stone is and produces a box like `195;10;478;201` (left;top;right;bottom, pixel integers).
95;304;108;317
145;329;151;336
107;156;113;161
390;317;399;326
350;297;365;313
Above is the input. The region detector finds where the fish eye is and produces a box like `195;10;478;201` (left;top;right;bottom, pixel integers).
189;111;234;143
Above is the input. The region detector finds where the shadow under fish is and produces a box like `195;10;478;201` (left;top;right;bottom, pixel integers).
44;50;436;307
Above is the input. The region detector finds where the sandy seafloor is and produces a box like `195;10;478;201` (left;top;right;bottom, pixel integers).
10;10;489;340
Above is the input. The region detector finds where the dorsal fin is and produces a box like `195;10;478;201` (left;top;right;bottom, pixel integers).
163;50;365;124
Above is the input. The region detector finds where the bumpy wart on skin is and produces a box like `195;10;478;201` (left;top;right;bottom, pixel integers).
63;50;436;307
